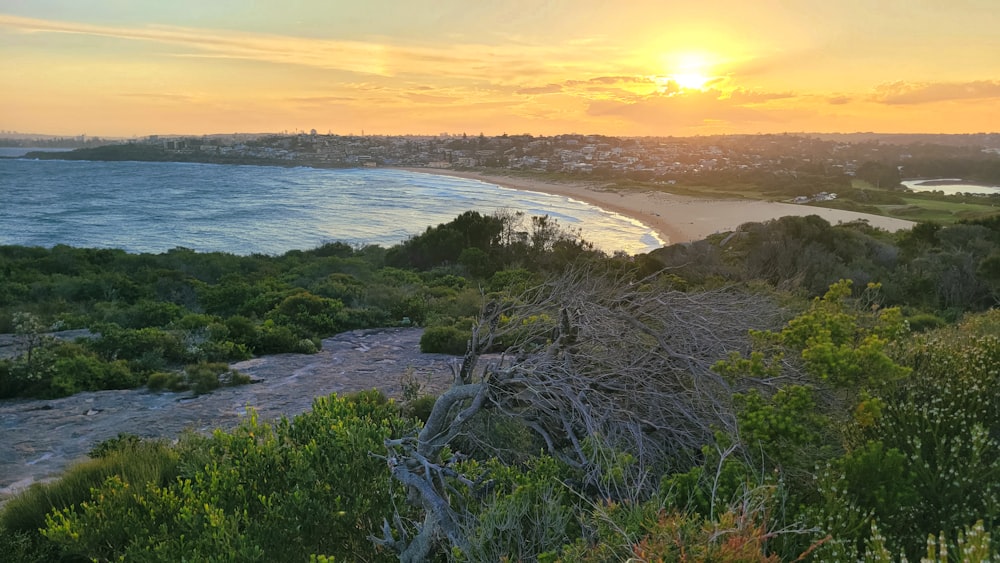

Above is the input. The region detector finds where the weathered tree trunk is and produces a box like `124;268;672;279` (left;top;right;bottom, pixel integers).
376;267;782;559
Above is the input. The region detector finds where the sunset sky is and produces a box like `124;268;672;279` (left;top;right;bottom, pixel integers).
1;0;998;138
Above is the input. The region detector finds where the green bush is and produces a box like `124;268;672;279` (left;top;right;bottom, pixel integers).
400;394;437;423
146;370;185;391
904;312;947;332
265;291;344;337
254;320;302;354
40;391;415;562
419;325;469;355
0;440;179;535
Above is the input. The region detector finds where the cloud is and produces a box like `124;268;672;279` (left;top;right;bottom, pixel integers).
288;95;358;104
117;92;199;103
872;80;1000;104
403;92;462;103
827;95;852;105
585;88;800;133
564;75;652;87
723;88;795;103
516;84;563;95
0;14;395;76
0;13;628;85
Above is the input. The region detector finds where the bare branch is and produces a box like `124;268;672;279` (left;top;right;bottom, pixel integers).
380;266;784;559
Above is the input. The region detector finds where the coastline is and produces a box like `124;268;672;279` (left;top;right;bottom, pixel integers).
395;167;917;246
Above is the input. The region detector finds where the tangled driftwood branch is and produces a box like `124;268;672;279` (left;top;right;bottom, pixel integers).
376;268;782;560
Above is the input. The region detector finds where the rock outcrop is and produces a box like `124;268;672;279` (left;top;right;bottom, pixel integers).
0;328;456;500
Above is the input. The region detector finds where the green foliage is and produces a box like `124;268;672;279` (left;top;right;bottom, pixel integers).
0;335;142;398
661;439;768;519
782;280;910;388
0;438;179;536
455;456;580;562
719;280;910;390
419;325;469;355
904;312;947;332
265;291;345;337
38;391;413;562
43;475;266;562
735;385;828;469
560;485;805;562
10;209;1000;559
807;310;1000;560
146;370;186;391
146;362;250;394
88;433;145;458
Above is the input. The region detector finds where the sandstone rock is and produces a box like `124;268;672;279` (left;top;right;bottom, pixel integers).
0;328;457;500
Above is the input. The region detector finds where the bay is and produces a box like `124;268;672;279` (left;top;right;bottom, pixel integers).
0;158;662;255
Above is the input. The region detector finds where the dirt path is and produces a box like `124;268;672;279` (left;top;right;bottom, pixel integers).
0;328;456;500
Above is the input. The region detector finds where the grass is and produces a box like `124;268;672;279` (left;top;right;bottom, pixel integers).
811;182;1000;224
0;440;179;534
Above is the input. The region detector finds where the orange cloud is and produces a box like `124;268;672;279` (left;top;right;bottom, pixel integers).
578;84;825;135
873;81;1000;105
517;84;563;95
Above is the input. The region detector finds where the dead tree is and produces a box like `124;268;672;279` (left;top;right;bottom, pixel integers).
375;267;782;561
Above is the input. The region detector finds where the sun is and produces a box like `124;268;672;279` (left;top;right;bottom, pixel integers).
671;71;711;90
660;52;715;91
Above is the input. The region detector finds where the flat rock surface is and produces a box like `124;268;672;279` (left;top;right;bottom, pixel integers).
0;328;457;500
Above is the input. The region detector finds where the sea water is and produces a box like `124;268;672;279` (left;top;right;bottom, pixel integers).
0;157;662;255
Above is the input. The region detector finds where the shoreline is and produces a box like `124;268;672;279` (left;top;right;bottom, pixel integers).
395;167;917;246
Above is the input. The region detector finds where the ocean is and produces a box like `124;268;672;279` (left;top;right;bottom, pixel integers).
0;154;662;255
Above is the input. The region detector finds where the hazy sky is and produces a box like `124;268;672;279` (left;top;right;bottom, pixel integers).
2;0;998;137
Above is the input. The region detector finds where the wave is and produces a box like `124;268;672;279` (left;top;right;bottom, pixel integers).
0;161;661;255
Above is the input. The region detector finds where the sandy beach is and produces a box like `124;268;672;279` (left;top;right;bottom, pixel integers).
397;167;916;246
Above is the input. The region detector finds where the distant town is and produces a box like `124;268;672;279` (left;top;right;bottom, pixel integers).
5;131;1000;192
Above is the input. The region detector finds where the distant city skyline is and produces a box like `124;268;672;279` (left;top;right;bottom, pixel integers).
2;1;998;138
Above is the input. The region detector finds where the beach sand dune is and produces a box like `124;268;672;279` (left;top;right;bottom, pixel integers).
398;168;915;246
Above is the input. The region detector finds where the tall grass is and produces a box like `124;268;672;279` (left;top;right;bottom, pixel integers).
0;440;179;534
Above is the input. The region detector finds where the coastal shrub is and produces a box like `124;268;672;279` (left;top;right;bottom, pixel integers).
254;320;302;354
43;475;265;562
194;338;253;362
804;311;1000;559
420;325;468;355
336;306;391;330
0;439;179;535
48;354;139;396
488;268;537;294
223;314;258;346
0;528;60;563
146;370;186;391
87;323;188;364
458;246;493;277
186;362;251;394
904;312;947;332
309;272;366;305
458;457;579;562
0;358;17;398
106;299;186;329
89;433;144;458
400;394;437;423
41;392;414;562
265;291;344;337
